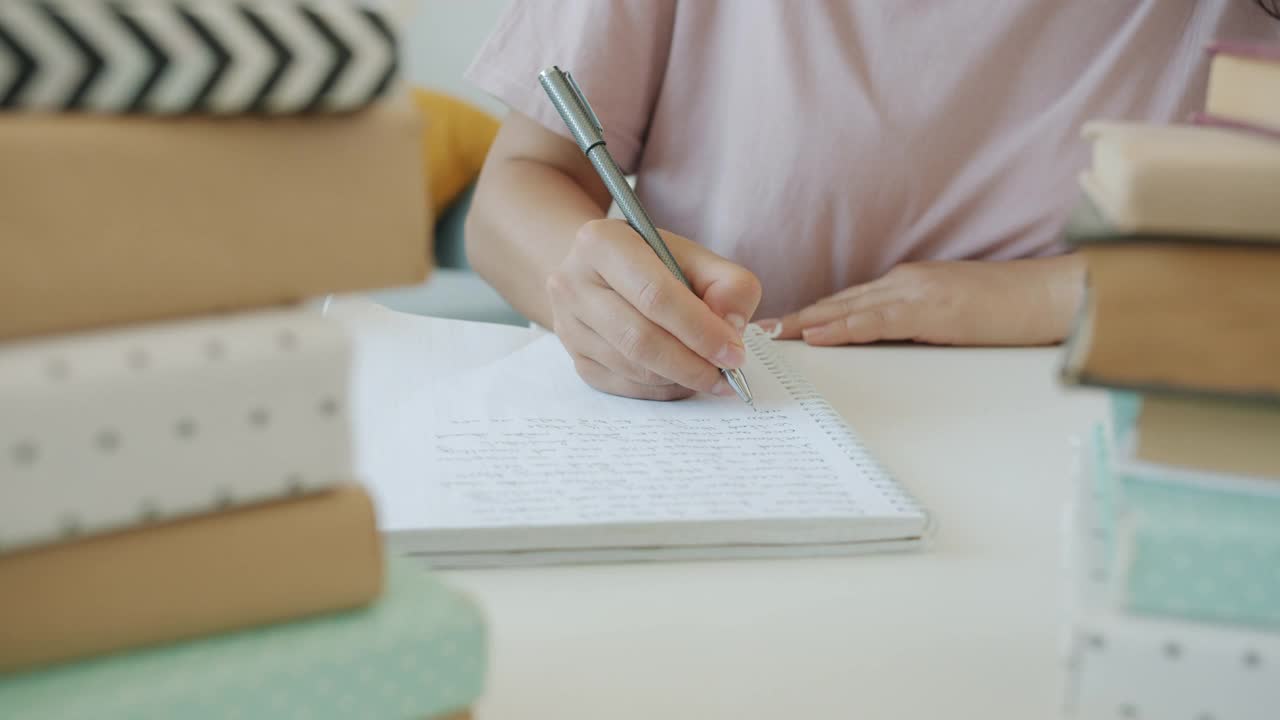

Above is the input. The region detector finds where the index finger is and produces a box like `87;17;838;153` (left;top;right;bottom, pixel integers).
772;288;895;339
585;227;746;370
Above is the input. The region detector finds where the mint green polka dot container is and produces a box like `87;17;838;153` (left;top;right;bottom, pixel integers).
1107;390;1142;447
1089;419;1280;631
0;559;487;720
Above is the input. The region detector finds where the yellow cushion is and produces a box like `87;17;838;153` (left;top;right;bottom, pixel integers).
410;88;500;217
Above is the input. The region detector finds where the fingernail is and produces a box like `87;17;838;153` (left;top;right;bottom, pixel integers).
802;327;825;343
757;318;780;332
711;379;736;397
725;313;747;333
714;341;746;369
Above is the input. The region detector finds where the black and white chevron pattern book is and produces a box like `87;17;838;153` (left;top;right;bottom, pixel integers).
0;0;401;114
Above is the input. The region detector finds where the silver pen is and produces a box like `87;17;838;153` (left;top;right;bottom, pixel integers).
539;66;753;406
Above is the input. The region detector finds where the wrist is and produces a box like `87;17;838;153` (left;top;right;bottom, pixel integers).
1043;253;1087;343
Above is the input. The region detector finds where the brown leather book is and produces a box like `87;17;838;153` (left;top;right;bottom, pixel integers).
0;485;383;674
1061;240;1280;400
0;98;429;341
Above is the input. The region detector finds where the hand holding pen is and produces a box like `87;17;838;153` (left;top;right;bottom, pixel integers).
539;66;760;404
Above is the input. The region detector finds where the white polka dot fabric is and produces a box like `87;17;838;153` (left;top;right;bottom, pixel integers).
0;307;352;552
1065;608;1280;720
0;560;487;719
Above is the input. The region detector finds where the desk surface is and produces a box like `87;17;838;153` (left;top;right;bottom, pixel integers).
439;340;1107;720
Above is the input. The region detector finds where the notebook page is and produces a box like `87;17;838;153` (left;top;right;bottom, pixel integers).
361;326;924;547
325;296;542;379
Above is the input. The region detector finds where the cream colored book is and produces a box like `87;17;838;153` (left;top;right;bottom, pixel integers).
1078;121;1280;240
1201;41;1280;135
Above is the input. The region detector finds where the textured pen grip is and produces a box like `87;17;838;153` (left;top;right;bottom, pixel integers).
586;147;692;289
538;70;603;153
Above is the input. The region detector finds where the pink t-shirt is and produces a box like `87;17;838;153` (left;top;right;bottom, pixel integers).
466;1;1279;318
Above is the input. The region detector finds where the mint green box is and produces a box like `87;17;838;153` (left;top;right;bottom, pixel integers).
1087;423;1280;630
0;560;486;720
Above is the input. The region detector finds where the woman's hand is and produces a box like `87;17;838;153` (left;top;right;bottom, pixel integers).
761;255;1085;347
548;219;763;400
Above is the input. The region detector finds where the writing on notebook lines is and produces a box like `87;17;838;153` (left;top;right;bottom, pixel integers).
431;415;865;526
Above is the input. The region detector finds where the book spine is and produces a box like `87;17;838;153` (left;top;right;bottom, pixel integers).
1067;372;1280;404
0;0;399;114
0;485;383;675
1190;112;1280;141
1206;40;1280;63
0;100;429;341
0;307;353;552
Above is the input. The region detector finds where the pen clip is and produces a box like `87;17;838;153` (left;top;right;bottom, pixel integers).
564;71;604;134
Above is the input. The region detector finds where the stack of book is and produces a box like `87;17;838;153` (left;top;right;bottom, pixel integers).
0;2;485;718
1059;41;1280;719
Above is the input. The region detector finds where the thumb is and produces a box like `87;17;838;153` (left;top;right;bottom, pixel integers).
663;230;763;333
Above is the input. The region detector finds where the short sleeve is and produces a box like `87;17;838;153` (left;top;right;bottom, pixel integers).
464;0;676;174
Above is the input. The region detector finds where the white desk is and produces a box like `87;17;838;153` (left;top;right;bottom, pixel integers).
438;341;1108;720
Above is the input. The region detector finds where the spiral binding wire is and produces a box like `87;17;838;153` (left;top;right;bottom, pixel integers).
745;327;927;518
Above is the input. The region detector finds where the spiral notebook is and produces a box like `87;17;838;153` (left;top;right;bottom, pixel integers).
346;303;931;567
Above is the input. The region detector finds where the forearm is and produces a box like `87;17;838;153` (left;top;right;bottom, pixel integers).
465;157;606;328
